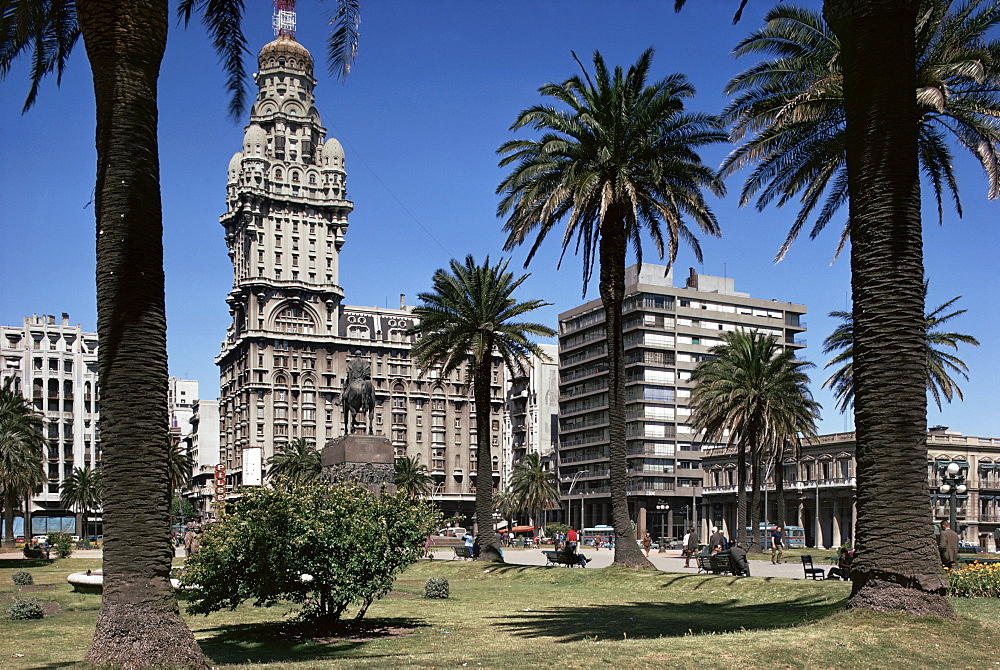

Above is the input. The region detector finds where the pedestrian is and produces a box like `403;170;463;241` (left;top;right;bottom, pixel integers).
771;525;785;564
642;532;653;557
684;527;700;568
462;531;474;550
939;521;960;568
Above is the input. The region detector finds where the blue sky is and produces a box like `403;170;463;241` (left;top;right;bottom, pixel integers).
2;1;997;438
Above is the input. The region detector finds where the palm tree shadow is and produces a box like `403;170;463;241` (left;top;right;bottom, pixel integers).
196;616;427;664
490;594;846;642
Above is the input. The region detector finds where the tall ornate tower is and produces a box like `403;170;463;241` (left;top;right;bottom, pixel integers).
217;31;353;478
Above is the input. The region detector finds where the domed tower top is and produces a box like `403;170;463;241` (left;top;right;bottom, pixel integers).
258;34;314;77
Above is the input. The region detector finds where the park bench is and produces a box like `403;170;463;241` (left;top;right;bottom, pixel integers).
696;552;732;575
453;546;475;560
543;550;582;567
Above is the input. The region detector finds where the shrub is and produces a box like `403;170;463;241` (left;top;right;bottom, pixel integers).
8;599;44;620
424;576;450;599
48;532;74;559
183;480;440;624
11;571;33;586
948;561;1000;598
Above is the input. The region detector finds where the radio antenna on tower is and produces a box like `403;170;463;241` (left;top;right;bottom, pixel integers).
273;0;297;38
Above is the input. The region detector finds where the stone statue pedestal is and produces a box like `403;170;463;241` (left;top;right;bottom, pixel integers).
320;434;396;494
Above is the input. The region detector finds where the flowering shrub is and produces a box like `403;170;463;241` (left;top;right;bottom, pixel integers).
182;480;440;623
948;561;1000;598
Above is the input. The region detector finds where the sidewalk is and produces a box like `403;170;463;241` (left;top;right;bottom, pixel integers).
430;547;816;579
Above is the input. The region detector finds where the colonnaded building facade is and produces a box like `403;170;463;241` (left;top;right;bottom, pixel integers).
215;34;500;517
556;265;807;540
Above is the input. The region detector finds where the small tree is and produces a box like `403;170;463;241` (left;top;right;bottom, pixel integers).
182;480;439;625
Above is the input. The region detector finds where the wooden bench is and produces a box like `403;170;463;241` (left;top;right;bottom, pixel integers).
453;546;475;560
543;550;582;567
696;553;732;575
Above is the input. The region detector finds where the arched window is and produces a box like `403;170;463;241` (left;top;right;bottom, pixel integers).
274;168;283;181
274;305;315;334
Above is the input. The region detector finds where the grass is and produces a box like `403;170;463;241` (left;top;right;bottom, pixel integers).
0;557;997;669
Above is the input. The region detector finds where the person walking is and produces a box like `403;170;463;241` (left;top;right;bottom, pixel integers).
939;521;960;569
771;525;785;564
684;527;700;568
642;532;653;557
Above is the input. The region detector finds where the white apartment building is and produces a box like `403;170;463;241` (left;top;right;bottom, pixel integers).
503;343;560;483
1;314;100;538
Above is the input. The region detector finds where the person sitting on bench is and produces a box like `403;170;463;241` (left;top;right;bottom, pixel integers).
728;540;751;577
563;540;590;567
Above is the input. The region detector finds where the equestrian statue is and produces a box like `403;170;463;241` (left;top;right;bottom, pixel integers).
342;351;376;435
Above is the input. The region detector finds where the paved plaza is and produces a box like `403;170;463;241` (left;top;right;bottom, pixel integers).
4;546;827;580
430;547;817;579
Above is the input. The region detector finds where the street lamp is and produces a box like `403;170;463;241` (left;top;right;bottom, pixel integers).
656;501;669;552
939;462;967;532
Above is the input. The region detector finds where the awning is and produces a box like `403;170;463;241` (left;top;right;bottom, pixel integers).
510;525;537;533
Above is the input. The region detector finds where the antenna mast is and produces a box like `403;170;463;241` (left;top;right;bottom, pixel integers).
272;0;296;38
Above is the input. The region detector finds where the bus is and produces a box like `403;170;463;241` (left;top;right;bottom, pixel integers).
749;524;806;549
581;525;615;547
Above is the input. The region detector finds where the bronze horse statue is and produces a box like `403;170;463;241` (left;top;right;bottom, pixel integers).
342;377;375;434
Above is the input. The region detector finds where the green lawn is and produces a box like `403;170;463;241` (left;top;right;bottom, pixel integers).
0;557;996;669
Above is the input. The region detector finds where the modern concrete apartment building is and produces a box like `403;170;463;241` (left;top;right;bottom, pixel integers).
701;428;1000;552
1;314;100;537
215;34;490;518
556;264;806;541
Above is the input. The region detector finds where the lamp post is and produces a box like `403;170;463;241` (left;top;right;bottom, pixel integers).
939;462;967;532
655;501;669;552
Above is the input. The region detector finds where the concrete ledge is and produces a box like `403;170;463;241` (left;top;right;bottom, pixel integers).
67;570;191;593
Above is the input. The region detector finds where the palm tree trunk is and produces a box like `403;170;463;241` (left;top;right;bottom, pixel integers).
3;492;15;547
825;0;952;617
75;0;209;664
600;222;653;569
474;349;503;562
736;441;748;548
775;457;787;528
749;456;763;553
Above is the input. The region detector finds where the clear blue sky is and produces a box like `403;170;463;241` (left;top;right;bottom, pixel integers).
2;1;997;438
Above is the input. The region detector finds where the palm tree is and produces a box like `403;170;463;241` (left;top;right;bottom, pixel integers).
493;487;519;538
823;286;980;412
168;438;194;492
60;465;103;543
266;438;321;487
497;49;726;568
0;380;45;547
722;0;1000;262
2;1;359;663
394;456;432;498
509;453;560;537
688;330;819;551
705;0;979;616
407;255;555;563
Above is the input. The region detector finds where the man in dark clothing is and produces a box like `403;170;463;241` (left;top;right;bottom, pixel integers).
729;541;751;577
684;528;700;568
940;521;960;568
771;526;785;564
708;527;726;554
563;540;590;567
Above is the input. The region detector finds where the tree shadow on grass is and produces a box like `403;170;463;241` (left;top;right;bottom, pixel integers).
196;616;428;665
491;592;847;642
